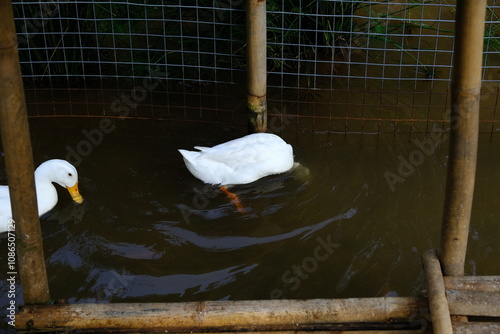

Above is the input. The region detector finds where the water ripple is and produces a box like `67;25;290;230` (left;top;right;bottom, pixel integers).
155;208;357;251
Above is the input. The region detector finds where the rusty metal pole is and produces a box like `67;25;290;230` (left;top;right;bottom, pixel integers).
246;0;267;133
0;0;51;303
439;0;487;276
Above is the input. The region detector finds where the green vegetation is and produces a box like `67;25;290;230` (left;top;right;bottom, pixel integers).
13;0;366;83
12;0;500;85
484;6;500;57
266;0;366;71
14;2;90;85
356;1;454;79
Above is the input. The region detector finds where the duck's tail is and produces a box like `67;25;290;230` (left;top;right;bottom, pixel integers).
178;149;200;165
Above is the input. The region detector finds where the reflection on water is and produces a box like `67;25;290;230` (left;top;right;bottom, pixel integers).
1;118;499;314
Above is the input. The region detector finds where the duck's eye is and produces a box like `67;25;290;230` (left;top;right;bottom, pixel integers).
68;173;73;177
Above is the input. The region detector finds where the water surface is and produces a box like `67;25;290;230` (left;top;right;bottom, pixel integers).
1;119;498;311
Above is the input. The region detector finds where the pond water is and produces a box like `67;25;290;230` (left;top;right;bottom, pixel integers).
1;111;499;317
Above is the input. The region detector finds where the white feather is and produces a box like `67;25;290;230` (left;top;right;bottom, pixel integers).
178;133;294;186
0;159;82;233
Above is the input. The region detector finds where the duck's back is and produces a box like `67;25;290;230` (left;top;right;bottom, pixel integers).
179;133;294;185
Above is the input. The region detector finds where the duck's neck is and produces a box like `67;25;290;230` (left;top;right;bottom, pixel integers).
34;168;59;216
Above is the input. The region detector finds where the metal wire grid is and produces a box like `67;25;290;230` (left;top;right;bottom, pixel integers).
13;0;246;83
268;0;500;85
11;1;500;134
267;0;500;134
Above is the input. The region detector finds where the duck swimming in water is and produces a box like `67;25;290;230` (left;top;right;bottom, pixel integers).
178;133;294;212
0;159;83;233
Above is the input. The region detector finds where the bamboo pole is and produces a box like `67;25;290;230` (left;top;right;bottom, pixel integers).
246;0;267;132
439;0;487;276
446;290;500;317
0;1;50;303
422;250;453;334
115;331;424;334
444;276;500;292
453;323;500;334
16;298;427;332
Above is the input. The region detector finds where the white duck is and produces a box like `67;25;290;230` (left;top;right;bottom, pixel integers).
0;159;83;233
178;133;294;212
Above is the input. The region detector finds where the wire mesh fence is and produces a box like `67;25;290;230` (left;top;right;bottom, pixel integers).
11;0;500;134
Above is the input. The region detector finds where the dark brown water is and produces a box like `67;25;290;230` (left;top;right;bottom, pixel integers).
1;114;499;317
2;3;500;330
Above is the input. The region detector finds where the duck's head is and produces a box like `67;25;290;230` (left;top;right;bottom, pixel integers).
36;159;84;204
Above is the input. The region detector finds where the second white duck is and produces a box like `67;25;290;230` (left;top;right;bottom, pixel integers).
0;159;83;233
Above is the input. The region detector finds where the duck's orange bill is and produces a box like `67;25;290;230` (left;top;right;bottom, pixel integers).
66;182;84;204
220;186;244;213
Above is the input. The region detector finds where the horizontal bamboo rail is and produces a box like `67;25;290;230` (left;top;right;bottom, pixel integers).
106;331;425;334
16;298;427;332
444;276;500;292
453;323;500;334
447;291;500;317
15;277;500;333
443;275;500;317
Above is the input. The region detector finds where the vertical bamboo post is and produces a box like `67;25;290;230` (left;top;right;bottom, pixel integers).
422;250;453;334
439;0;487;277
246;0;267;133
0;1;51;303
